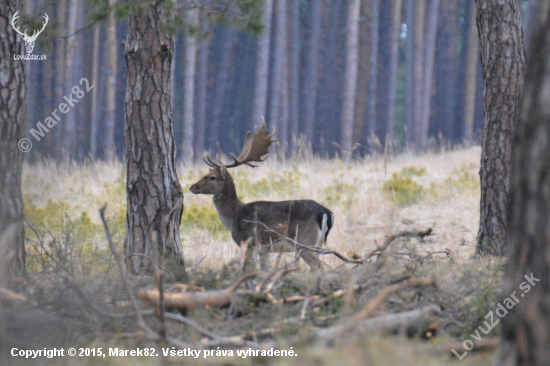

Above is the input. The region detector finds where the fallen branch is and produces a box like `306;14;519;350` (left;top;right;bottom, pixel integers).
99;204;159;341
365;227;436;260
357;305;440;338
139;273;256;310
438;337;499;356
0;287;26;304
315;278;438;343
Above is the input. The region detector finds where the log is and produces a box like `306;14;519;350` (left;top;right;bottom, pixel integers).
0;287;26;304
139;274;255;311
357;304;440;337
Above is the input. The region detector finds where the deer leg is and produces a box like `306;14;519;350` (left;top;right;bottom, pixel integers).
259;252;270;271
299;250;322;271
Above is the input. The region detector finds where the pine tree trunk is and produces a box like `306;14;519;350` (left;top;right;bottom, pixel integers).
182;7;198;161
462;2;478;143
366;0;380;140
63;0;80;158
208;27;234;149
124;0;184;275
303;0;322;145
104;0;118;157
412;0;426;150
419;0;440;149
268;0;287;133
341;0;361;157
0;0;27;282
476;0;525;256
494;3;550;364
194;16;209;154
53;0;67;160
432;0;457;142
251;0;273;124
353;0;370;145
385;0;403;146
90;24;100;158
405;0;415;146
288;0;300;146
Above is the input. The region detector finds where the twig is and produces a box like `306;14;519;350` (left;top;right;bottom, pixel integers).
365;227;436;260
315;278;438;342
242;220;363;264
99;204;158;340
163;313;220;340
255;249;285;292
263;267;298;294
152;231;166;342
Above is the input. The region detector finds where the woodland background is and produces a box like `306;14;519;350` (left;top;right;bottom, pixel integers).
19;0;537;160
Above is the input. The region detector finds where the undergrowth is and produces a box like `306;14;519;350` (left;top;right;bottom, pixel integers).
383;169;427;206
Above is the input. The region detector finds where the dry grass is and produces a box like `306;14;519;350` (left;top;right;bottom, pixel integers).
22;146;481;269
12;146;503;366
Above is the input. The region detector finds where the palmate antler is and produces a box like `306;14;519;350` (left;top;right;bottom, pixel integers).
203;120;279;169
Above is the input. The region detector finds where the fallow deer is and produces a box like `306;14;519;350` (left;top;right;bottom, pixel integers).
189;123;334;271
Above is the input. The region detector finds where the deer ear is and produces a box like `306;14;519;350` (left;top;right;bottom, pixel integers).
220;166;227;179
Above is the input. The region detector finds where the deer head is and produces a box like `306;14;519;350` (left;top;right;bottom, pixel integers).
11;11;49;54
190;121;278;196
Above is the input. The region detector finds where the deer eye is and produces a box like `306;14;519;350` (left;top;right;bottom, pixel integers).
209;176;216;181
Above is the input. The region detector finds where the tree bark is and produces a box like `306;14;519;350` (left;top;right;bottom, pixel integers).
476;0;525;256
302;0;322;145
0;0;27;282
182;7;198;162
90;24;100;158
353;0;370;146
268;0;288;134
288;0;300;147
432;0;458;142
412;0;426;150
494;3;550;364
405;0;415;146
251;0;273;124
63;0;80;158
194;16;209;155
124;0;185;275
208;27;234;149
462;2;479;143
341;0;361;157
53;0;67;160
419;0;440;149
104;0;118;157
366;0;380;140
385;0;404;146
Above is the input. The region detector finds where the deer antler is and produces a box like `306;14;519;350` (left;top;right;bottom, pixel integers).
203;120;278;169
11;11;48;41
31;13;49;39
11;11;26;38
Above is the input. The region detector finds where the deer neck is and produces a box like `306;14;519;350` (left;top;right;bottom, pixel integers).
212;174;242;229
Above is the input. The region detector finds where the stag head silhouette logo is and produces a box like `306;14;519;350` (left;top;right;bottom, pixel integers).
11;11;49;54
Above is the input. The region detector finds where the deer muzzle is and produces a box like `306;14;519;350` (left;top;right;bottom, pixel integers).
189;184;200;194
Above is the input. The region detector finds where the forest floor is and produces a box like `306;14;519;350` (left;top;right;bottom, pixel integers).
1;146;503;365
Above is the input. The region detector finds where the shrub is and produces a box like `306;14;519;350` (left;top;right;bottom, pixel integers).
182;204;227;238
382;172;426;206
444;167;480;191
400;166;426;177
